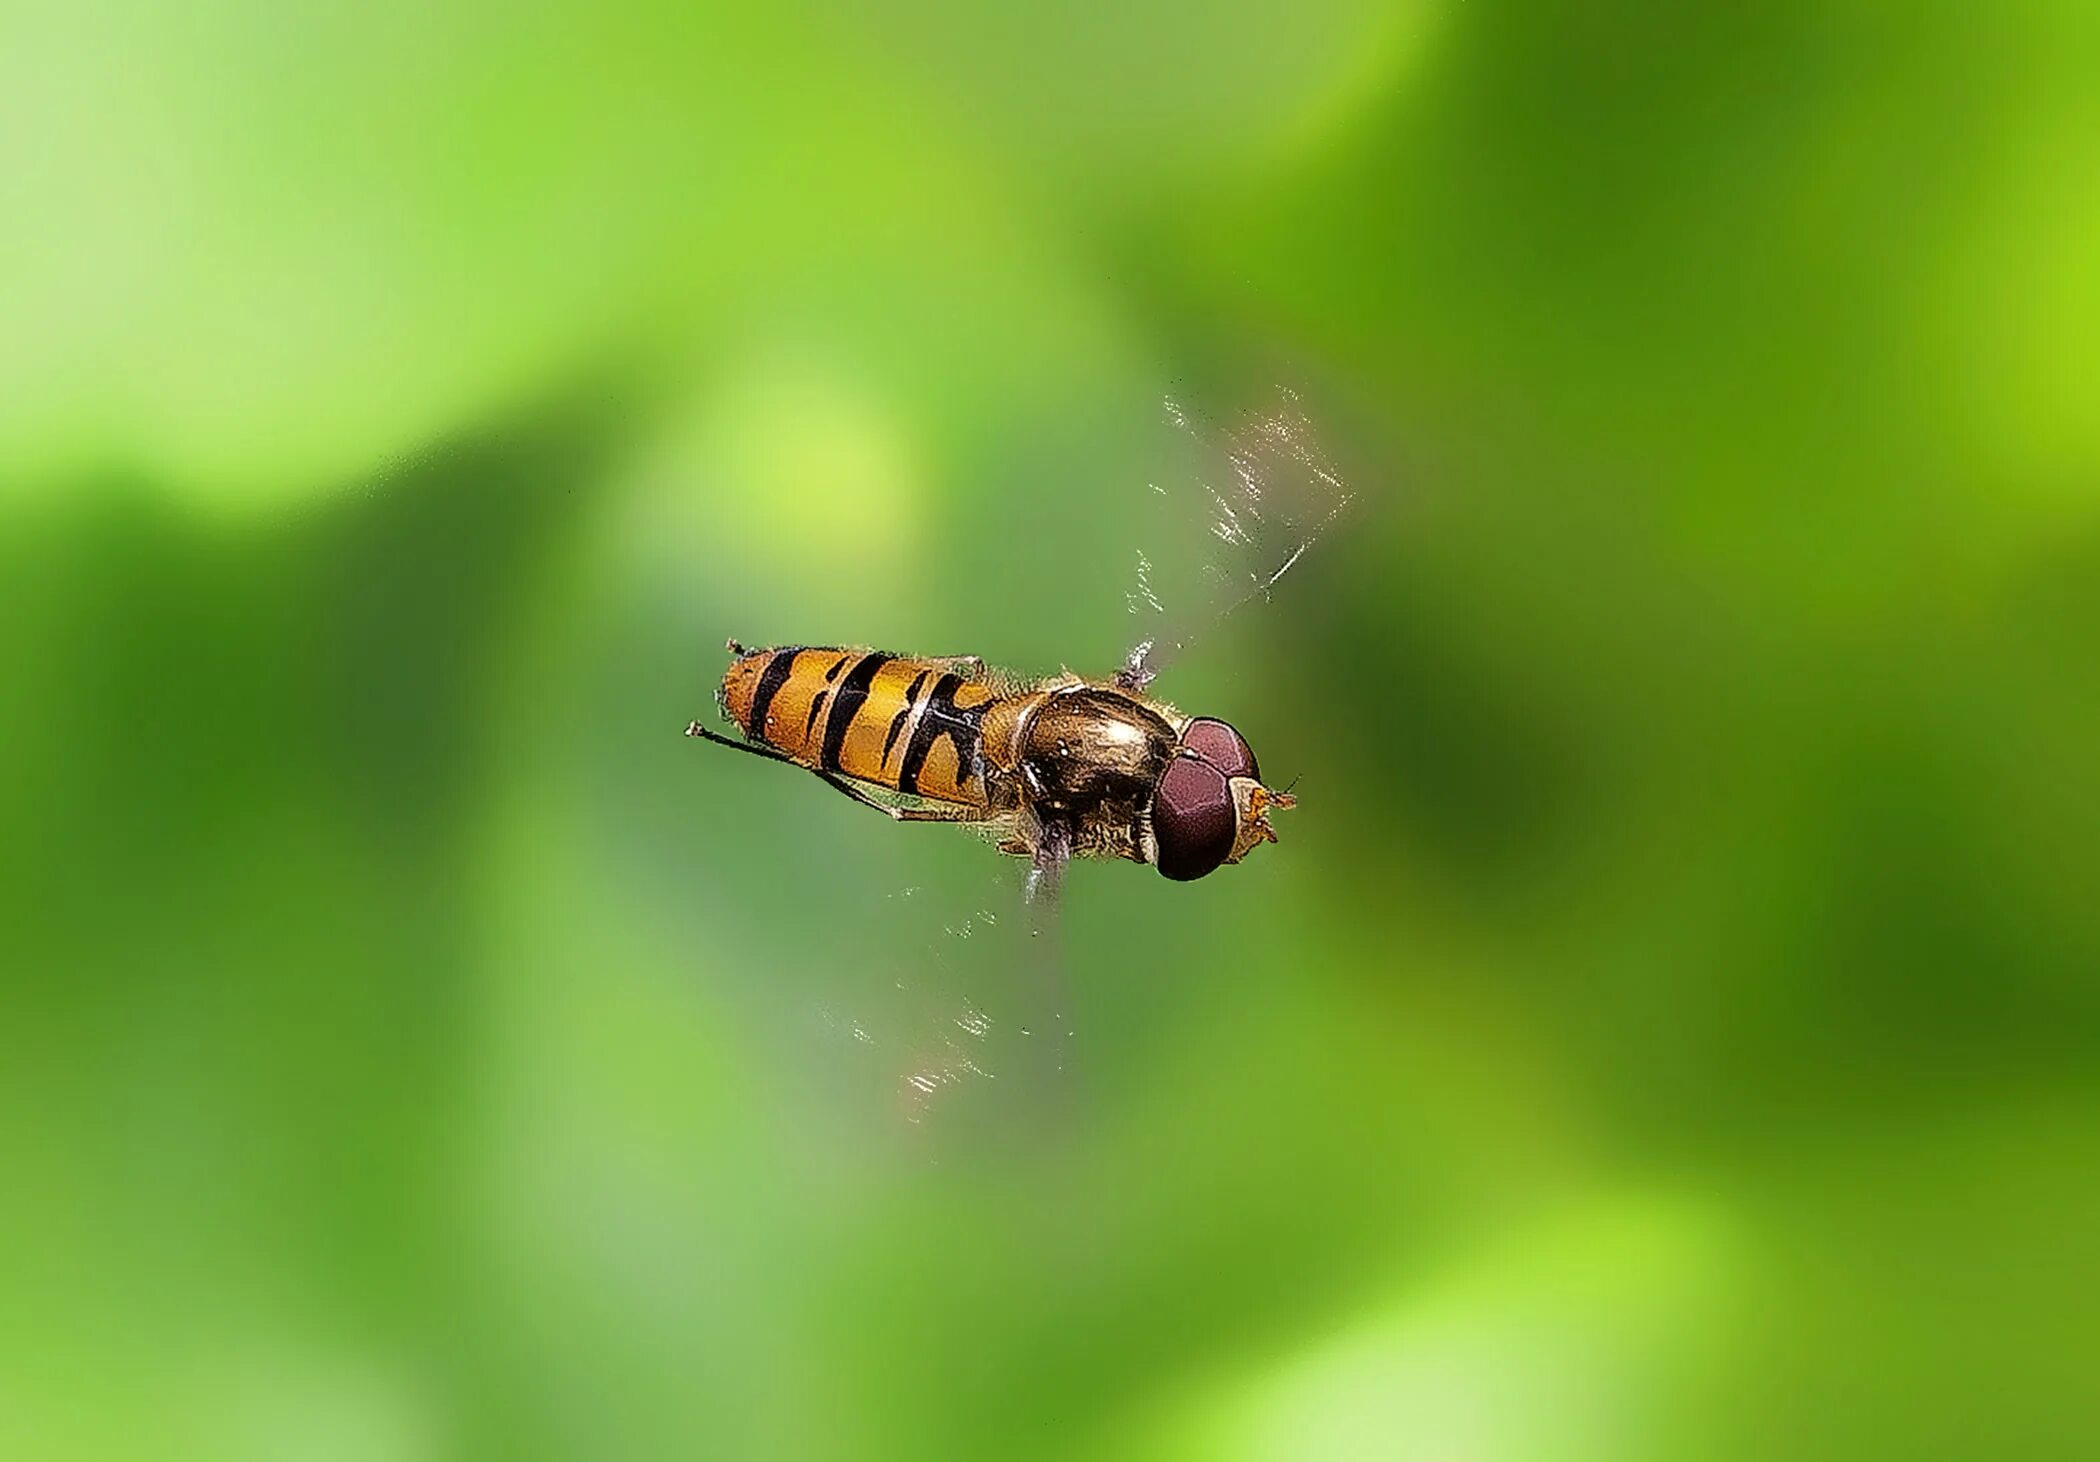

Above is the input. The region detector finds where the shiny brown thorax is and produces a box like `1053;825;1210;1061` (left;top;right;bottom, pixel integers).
719;647;1186;862
1002;686;1177;862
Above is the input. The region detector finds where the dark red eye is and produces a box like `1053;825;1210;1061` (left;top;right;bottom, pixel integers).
1153;755;1236;880
1181;717;1259;780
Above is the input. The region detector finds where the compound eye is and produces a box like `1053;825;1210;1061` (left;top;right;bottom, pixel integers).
1181;717;1259;780
1153;755;1236;880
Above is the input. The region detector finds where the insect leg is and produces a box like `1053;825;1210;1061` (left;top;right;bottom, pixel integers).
686;719;793;762
689;720;987;823
1020;820;1075;1088
813;771;987;823
1111;654;1155;692
1024;819;1072;910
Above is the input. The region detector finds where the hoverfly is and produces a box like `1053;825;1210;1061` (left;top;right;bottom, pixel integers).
685;392;1350;902
686;647;1294;888
688;391;1351;1125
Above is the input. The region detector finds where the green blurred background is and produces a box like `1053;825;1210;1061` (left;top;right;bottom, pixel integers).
5;1;2097;1457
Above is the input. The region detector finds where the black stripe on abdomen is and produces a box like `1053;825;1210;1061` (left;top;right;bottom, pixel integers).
820;652;892;771
897;673;987;796
745;648;806;742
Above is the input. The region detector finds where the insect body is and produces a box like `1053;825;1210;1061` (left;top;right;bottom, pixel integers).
689;642;1296;881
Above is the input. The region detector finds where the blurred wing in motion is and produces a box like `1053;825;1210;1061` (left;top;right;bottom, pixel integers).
1117;389;1355;691
1024;817;1070;914
1022;819;1073;1081
812;848;1075;1145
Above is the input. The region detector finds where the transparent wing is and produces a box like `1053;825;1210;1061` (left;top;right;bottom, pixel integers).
1117;388;1355;690
1022;820;1073;1083
807;845;1076;1152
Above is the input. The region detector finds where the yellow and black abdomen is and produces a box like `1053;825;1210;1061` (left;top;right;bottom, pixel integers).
719;647;1002;806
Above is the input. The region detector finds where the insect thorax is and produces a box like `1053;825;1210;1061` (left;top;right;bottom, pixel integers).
1008;687;1176;861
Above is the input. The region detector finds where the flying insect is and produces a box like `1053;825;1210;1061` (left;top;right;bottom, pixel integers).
687;391;1353;1121
687;643;1294;889
686;392;1349;904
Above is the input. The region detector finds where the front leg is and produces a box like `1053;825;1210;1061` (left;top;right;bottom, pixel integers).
1025;819;1072;909
1021;819;1074;1082
1112;639;1157;692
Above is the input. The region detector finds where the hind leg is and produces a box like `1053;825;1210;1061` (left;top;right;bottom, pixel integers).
687;722;986;824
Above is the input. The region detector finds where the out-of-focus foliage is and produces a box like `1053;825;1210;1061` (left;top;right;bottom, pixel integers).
3;1;2095;1458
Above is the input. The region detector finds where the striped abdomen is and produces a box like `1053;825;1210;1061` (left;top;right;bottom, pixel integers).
720;647;1001;806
